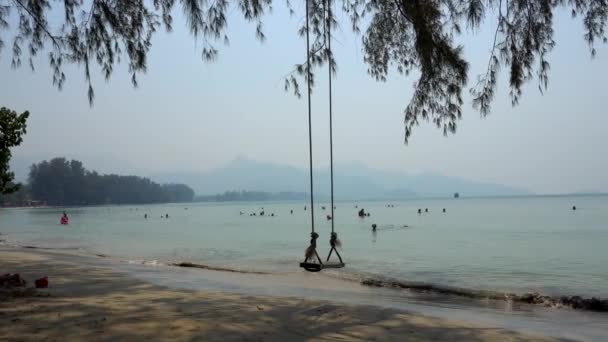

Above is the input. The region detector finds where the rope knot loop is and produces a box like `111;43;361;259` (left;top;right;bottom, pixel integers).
329;232;341;248
310;232;319;247
305;232;320;261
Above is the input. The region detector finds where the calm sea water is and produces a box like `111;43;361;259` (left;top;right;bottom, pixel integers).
1;195;607;298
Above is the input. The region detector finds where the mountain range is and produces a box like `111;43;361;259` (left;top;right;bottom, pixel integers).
155;157;531;199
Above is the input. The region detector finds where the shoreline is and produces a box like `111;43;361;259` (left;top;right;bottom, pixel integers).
0;246;571;341
6;238;607;313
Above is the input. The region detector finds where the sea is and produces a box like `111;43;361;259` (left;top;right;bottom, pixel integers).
1;195;607;340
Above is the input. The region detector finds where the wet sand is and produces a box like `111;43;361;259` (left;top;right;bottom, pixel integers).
0;247;564;341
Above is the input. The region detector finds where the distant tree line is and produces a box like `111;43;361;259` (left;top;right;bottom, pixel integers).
0;158;194;206
195;190;307;202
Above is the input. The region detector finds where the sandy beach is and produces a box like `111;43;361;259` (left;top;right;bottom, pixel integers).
0;247;564;342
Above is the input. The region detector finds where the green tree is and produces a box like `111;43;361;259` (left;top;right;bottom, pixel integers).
0;107;29;194
28;158;70;204
27;157;195;205
0;1;606;141
162;183;196;203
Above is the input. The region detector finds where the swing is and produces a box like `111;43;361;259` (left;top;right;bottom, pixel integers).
300;232;323;272
299;0;344;272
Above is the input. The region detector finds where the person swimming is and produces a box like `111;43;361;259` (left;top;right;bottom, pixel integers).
358;208;366;218
144;214;148;219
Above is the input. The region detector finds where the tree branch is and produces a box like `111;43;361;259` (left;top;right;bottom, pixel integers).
480;0;503;89
395;0;414;24
11;0;61;47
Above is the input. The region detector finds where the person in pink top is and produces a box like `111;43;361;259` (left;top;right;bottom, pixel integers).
60;211;69;225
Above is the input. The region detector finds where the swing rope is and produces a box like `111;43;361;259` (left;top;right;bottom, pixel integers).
325;0;343;265
301;0;344;271
301;0;322;272
328;0;335;237
305;0;315;237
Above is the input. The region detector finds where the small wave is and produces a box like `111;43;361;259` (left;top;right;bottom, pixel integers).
18;244;84;251
172;262;269;275
128;259;164;266
360;276;608;312
373;224;412;231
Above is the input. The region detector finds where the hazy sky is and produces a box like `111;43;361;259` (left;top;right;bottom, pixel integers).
1;4;607;194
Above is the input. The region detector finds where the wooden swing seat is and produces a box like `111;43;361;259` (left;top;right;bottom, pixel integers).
322;262;345;269
299;262;323;272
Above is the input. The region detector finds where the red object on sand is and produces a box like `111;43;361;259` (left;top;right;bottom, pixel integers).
35;276;48;288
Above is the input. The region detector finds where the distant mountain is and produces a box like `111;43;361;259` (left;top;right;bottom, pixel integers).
155;157;531;200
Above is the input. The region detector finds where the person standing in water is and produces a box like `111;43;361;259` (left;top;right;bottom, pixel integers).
60;211;69;225
372;224;377;243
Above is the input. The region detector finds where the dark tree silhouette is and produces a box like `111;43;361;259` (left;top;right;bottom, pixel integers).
162;183;196;203
27;157;195;205
0;107;29;194
1;0;606;141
